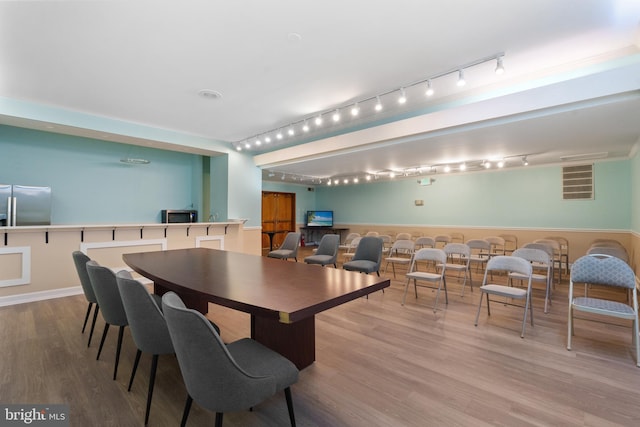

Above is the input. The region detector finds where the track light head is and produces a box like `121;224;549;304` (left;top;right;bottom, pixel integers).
457;69;466;87
398;88;407;104
332;109;340;122
495;56;505;75
522;156;529;166
425;80;434;97
375;96;383;111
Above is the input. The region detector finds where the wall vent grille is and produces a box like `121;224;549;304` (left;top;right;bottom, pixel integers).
562;164;593;200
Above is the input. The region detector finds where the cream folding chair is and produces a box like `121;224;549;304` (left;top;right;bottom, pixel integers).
395;232;412;241
534;238;562;282
402;248;448;313
434;234;451;248
440;243;472;296
484;236;506;258
475;255;534;338
466;239;490;274
510;247;552;313
342;236;362;263
384;239;415;278
567;254;639;367
338;232;360;251
499;233;518;255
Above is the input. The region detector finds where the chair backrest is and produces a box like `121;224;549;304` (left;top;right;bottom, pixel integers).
343;232;360;244
379;234;393;245
434;234;451;247
570;254;635;289
590;238;624;247
412;248;447;264
586;246;629;263
415;236;435;248
450;232;464;243
499;234;518;251
443;242;471;258
533;238;560;254
484;236;506;254
315;234;340;257
545;236;568;253
86;261;128;326
485;255;532;277
389;239;415;255
161;292;277;413
522;242;554;259
116;271;173;355
352;236;383;265
345;236;362;253
512;247;550;266
465;239;490;252
72;251;97;303
364;231;379;237
395;232;412;241
279;232;300;251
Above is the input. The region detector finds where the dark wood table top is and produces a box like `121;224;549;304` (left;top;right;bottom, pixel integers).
123;248;389;323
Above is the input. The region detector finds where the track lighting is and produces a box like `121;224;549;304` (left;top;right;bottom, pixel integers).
398;88;407;104
237;52;505;150
255;138;262;146
497;160;505;168
459;162;466;171
444;165;451;173
522;156;529;166
236;145;242;151
425;80;434;97
375;96;383;111
244;142;251;149
484;161;491;169
457;69;466;87
495;56;505;75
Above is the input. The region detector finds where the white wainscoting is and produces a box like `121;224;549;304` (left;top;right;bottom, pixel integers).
0;246;31;288
195;235;225;249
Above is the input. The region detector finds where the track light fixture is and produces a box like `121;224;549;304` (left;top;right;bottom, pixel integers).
235;52;505;151
457;69;466;87
398;88;407;104
425;80;434;97
522;156;529;166
495;56;505;75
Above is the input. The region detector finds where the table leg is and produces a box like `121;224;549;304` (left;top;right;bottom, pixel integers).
251;315;315;370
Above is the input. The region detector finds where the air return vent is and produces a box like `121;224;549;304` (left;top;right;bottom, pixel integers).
562;164;593;200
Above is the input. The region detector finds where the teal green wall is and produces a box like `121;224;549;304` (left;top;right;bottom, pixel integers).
313;160;631;230
632;149;640;233
0;125;202;224
262;182;316;225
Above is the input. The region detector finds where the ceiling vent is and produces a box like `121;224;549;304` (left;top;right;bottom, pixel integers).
562;164;593;200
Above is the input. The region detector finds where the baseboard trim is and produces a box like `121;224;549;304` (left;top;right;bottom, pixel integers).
0;286;83;307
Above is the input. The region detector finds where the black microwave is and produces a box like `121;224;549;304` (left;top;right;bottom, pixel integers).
161;210;198;223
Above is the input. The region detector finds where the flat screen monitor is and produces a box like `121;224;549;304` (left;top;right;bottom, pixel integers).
306;210;333;227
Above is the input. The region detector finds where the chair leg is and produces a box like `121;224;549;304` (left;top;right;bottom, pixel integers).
474;293;484;326
215;413;223;427
87;305;99;347
285;386;296;427
113;325;125;380
97;323;110;360
401;280;410;305
144;354;159;425
82;302;93;333
128;349;142;391
180;395;193;427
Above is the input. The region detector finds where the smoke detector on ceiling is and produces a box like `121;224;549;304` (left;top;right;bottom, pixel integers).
198;89;223;99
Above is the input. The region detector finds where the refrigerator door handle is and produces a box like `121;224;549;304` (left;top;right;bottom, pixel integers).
10;197;16;226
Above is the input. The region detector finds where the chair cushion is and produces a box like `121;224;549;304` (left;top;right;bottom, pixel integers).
305;255;334;265
480;284;527;298
406;271;441;281
227;338;299;391
343;260;377;274
268;250;294;259
572;297;636;319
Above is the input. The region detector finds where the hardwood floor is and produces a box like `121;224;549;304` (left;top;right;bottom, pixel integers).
1;247;639;426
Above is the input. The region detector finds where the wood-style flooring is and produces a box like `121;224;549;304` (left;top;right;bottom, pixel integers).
1;246;639;426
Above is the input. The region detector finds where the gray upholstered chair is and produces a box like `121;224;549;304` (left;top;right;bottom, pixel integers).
304;234;340;267
567;254;639;367
86;260;129;380
161;292;299;427
342;236;384;276
267;232;301;262
474;255;533;338
72;251;100;347
115;271;175;425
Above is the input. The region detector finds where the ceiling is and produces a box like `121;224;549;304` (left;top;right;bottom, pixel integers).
2;1;640;184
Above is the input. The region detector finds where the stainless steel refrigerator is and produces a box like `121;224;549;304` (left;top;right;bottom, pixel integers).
0;184;52;226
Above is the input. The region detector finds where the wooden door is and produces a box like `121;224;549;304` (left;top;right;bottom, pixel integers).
262;191;296;249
